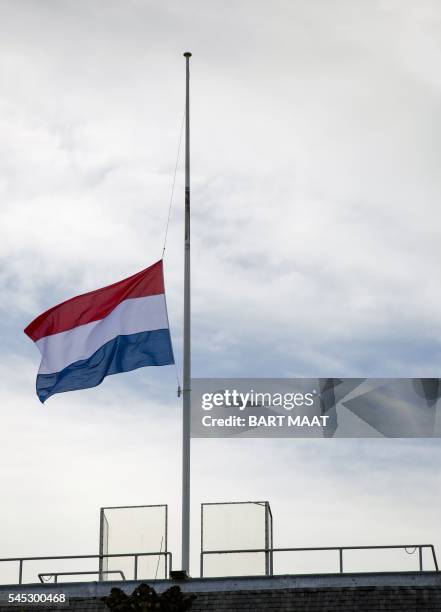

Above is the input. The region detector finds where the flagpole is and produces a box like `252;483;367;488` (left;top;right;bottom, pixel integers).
181;51;192;575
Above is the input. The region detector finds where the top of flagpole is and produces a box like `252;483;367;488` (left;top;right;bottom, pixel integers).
183;52;192;57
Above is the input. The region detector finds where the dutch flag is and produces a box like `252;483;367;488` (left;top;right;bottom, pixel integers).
24;260;175;403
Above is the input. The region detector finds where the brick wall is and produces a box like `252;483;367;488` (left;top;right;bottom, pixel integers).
193;585;441;611
1;572;440;612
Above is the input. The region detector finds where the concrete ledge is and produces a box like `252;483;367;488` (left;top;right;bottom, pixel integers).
0;571;440;598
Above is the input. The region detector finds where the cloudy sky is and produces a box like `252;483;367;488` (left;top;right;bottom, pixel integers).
1;0;441;580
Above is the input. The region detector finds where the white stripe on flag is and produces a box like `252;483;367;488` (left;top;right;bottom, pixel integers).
36;294;169;375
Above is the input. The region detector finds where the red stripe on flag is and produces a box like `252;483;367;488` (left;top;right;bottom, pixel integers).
24;260;165;341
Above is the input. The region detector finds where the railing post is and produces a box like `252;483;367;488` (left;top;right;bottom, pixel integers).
339;549;343;573
264;502;270;576
18;560;23;585
134;555;138;580
99;508;104;581
419;547;423;571
431;546;439;571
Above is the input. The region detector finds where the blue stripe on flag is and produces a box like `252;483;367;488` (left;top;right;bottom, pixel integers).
36;328;174;403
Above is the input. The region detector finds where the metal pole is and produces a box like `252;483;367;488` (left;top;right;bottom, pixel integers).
269;506;274;576
431;545;439;571
264;503;269;576
181;51;192;575
98;508;104;581
200;504;204;577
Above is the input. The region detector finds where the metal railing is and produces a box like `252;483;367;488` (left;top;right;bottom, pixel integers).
0;551;172;585
2;544;438;583
39;570;126;583
200;544;439;577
